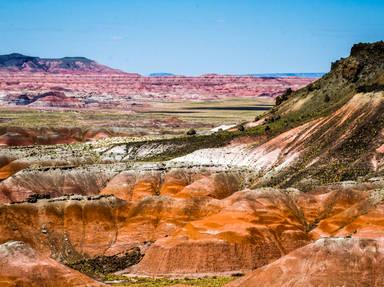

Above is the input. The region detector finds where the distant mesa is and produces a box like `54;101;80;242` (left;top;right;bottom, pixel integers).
249;73;325;78
147;72;325;78
0;53;325;79
149;72;175;77
0;53;123;74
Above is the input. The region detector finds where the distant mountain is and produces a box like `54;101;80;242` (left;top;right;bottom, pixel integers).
0;54;325;78
149;72;324;78
149;72;175;77
0;53;122;73
249;73;325;78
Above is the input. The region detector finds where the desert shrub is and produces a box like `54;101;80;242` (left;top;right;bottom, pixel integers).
186;128;196;136
264;114;281;124
68;247;142;275
237;125;245;132
275;88;292;106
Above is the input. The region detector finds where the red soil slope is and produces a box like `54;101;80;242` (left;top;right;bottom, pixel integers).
0;241;105;287
131;184;384;276
2;167;383;276
227;238;384;287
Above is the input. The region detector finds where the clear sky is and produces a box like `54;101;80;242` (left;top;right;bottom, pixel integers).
0;0;383;75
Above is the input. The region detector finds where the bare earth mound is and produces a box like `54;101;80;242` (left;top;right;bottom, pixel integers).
226;238;384;287
0;241;105;287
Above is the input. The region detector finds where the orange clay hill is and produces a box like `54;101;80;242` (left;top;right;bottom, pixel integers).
0;41;384;286
0;241;106;287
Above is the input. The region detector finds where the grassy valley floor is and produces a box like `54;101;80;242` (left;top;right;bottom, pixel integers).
104;275;238;287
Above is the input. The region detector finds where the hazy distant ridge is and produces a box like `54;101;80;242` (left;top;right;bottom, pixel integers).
249;73;325;78
149;72;324;78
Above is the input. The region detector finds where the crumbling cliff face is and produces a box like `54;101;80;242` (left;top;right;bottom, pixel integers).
0;166;116;203
131;185;384;276
0;192;222;262
1;180;384;277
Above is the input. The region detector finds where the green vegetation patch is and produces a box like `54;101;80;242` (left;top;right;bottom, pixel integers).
104;275;238;287
67;248;143;277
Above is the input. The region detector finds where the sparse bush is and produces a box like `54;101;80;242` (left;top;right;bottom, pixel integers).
237;125;245;132
275;88;292;106
26;193;51;203
264;114;281;124
324;94;331;102
68;247;142;275
186;128;196;136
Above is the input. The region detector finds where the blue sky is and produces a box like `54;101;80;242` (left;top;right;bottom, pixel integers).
0;0;383;75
